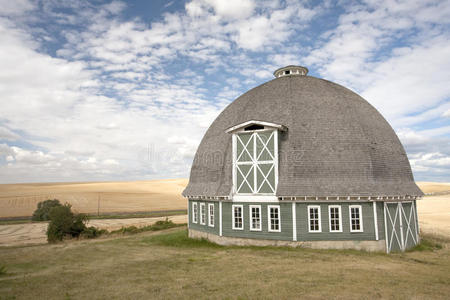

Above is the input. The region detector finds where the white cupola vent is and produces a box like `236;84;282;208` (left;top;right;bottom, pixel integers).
274;65;308;78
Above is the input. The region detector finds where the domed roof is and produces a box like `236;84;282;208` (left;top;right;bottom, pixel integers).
183;71;423;198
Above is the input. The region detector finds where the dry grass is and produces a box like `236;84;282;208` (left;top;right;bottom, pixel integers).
0;227;449;299
0;179;188;218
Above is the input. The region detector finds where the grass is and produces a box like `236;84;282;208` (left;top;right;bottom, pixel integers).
109;219;185;235
0;265;6;276
0;227;449;299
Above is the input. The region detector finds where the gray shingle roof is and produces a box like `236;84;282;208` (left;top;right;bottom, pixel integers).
183;75;423;198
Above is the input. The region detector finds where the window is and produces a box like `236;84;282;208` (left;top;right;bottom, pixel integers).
200;203;206;225
329;205;342;232
235;130;277;194
192;202;198;224
232;205;244;230
307;205;321;232
208;203;215;227
244;124;264;131
249;205;262;231
349;205;363;232
268;205;281;232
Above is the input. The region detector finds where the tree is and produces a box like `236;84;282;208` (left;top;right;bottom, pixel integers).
32;199;62;221
46;203;87;242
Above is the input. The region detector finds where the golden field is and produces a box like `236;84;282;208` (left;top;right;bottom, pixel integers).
0;179;448;237
0;178;188;218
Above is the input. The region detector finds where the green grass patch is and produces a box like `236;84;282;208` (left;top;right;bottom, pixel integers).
110;219;185;235
410;237;443;252
142;229;223;248
0;264;6;276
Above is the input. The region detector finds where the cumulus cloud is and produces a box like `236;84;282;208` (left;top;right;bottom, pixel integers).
0;0;449;183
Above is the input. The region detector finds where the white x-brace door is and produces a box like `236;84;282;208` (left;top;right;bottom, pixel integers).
384;201;419;253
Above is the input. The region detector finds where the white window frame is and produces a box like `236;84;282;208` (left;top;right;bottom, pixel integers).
232;204;244;230
307;205;322;233
349;205;363;232
232;129;279;195
192;202;198;224
200;202;206;225
249;205;262;231
208;203;215;227
267;205;281;232
328;205;342;232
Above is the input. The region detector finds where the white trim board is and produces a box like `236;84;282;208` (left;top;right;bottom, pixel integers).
267;205;281;233
225;120;287;133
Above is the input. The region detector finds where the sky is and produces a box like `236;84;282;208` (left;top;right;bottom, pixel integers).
0;0;449;184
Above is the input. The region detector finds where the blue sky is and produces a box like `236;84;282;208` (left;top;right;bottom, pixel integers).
0;0;449;183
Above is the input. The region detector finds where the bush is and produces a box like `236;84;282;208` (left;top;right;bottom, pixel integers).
32;199;62;221
46;204;107;242
81;226;108;239
46;204;88;242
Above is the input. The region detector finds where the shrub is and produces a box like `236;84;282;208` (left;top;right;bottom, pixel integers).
46;204;107;242
81;226;108;239
46;204;89;242
32;199;62;221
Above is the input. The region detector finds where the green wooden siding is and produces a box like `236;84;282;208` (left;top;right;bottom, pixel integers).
222;202;293;241
296;202;377;241
188;200;219;235
188;199;409;243
376;202;385;240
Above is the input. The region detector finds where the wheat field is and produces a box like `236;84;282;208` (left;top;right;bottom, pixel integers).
0;179;188;218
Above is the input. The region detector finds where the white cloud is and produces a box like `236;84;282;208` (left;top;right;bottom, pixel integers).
0;0;35;16
0;127;20;141
0;0;448;183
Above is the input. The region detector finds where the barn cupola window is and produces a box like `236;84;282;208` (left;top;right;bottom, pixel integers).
273;65;308;78
226;121;286;197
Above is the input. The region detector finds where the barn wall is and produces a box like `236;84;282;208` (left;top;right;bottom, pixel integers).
221;202;293;241
187;200;219;235
296;202;378;241
377;202;385;240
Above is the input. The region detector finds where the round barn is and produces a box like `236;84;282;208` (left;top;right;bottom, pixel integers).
183;65;423;253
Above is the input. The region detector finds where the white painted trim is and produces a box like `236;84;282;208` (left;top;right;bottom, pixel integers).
373;202;379;241
192;202;198;224
383;203;389;253
349;205;364;233
267;205;281;232
232;134;237;195
328;205;342;233
274;130;279;193
233;130;278;197
219;201;222;236
232;204;244;230
249;205;262;231
232;195;278;202
412;200;419;243
307;205;322;233
199;202;206;225
292;203;297;241
208;203;214;227
187;200;190;229
398;202;405;251
225;120;287;133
